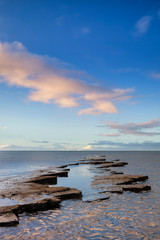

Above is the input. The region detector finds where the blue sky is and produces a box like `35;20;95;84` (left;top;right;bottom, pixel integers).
0;0;160;150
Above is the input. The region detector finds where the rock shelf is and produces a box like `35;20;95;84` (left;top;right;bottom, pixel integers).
0;155;151;227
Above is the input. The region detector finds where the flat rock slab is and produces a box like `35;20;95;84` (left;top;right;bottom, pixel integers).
97;162;128;168
26;176;57;185
120;184;151;192
41;171;68;178
80;157;106;162
67;163;79;166
0;205;20;218
19;197;61;213
102;187;123;194
94;174;148;186
0;212;19;226
53;188;82;200
58;165;68;168
111;171;123;175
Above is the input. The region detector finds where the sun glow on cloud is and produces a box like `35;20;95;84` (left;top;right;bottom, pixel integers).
0;41;134;115
0;144;10;149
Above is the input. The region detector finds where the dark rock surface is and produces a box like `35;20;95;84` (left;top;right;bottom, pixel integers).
19;197;61;213
53;188;82;200
41;171;68;178
119;184;151;192
26;175;57;185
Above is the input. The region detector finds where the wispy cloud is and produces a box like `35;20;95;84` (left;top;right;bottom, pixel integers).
0;144;10;149
98;119;160;136
89;140;160;150
55;16;64;26
150;72;160;79
73;26;91;38
81;27;91;34
98;133;120;137
0;41;134;115
134;16;152;36
32;140;50;144
115;68;140;73
0;126;8;130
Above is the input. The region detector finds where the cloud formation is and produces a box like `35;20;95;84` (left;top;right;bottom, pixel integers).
99;119;160;136
0;126;8;130
0;144;10;149
89;140;160;150
81;27;91;34
150;72;160;79
32;140;50;144
0;41;133;115
99;133;120;137
134;16;152;36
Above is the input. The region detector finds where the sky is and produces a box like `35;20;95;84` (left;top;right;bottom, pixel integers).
0;0;160;151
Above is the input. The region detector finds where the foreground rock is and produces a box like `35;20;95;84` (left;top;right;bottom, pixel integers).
0;165;83;227
0;198;60;226
0;187;82;226
0;212;19;227
19;197;61;213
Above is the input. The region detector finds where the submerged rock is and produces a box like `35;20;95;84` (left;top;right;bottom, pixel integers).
102;187;123;194
84;195;110;203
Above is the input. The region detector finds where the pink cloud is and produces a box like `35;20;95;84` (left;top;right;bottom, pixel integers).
99;133;120;137
99;119;160;136
150;73;160;79
0;41;134;115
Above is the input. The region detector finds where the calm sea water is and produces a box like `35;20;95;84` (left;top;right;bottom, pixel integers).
0;151;160;239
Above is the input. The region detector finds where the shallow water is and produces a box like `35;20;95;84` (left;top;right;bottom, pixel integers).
0;151;160;239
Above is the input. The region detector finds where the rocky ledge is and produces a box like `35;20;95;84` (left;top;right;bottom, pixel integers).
0;168;82;226
0;155;151;227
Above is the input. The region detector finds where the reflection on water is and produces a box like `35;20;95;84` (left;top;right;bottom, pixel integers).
0;198;18;206
0;151;160;239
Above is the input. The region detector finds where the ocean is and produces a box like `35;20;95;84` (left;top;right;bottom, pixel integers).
0;151;160;239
